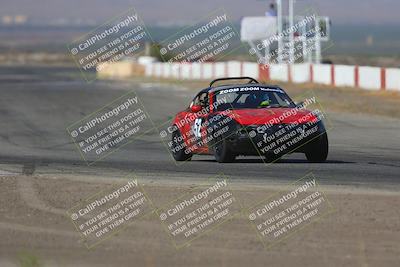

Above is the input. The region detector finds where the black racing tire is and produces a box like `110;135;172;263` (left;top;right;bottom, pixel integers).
305;132;329;163
171;128;192;162
213;135;236;163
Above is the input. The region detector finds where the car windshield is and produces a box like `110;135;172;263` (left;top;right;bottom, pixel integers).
214;86;296;111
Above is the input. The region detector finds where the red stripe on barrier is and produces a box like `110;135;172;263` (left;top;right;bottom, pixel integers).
310;64;314;83
288;64;292;83
225;62;228;77
354;66;359;87
258;64;270;81
331;64;335;86
381;68;386;90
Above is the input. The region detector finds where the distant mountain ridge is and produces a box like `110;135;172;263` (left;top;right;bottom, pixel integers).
1;0;400;25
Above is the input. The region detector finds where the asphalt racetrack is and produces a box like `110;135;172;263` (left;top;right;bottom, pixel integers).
0;66;399;188
0;66;399;266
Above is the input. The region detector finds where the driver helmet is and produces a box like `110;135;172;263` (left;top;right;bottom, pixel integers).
258;93;271;106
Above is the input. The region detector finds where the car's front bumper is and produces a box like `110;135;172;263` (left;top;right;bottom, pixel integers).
225;121;326;156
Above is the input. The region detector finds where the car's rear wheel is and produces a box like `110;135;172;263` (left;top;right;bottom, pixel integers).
213;136;236;163
305;132;328;163
171;128;192;161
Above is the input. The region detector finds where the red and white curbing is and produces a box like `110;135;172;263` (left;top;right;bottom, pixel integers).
143;61;400;92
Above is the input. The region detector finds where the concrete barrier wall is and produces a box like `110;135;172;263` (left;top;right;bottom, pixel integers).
131;59;400;92
334;65;355;87
242;62;259;78
144;63;153;76
171;63;180;79
191;63;202;79
214;62;226;77
291;63;310;83
270;64;288;81
202;63;214;79
181;63;191;79
386;68;400;91
359;66;381;90
97;61;147;78
162;63;172;78
313;64;331;85
227;61;242;77
154;63;163;77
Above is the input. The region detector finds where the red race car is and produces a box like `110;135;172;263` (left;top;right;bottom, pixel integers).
170;77;328;163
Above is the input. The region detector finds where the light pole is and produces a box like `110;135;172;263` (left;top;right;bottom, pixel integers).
276;0;283;63
288;0;295;63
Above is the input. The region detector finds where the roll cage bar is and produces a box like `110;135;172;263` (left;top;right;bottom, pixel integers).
209;77;259;88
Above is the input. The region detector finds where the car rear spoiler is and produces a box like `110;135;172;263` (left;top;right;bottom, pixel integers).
209;77;259;88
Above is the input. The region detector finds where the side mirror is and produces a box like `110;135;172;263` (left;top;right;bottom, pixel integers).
190;105;202;113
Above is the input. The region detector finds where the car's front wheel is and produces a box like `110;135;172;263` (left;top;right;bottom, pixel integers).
305;132;329;163
171;128;192;161
213;136;236;163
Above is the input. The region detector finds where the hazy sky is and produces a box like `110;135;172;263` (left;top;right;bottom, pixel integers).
1;0;399;25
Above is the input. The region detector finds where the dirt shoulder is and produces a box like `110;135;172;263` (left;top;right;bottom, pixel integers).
1;174;399;267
